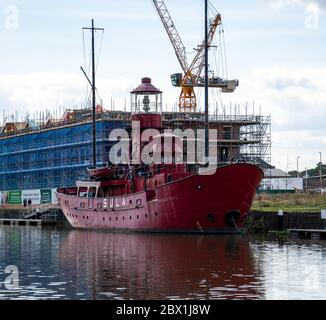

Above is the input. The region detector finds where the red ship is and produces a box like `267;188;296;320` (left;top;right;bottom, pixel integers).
57;161;262;233
56;76;263;233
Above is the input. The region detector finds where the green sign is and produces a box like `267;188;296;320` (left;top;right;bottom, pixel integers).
41;189;52;204
8;190;22;204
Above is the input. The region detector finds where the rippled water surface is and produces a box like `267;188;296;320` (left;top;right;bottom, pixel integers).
1;225;326;300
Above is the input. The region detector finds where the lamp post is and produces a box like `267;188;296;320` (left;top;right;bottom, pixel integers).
297;156;301;178
320;152;323;190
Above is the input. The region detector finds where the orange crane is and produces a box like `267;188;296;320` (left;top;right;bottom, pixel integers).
152;0;239;113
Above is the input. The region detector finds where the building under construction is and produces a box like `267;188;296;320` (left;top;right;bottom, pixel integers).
0;105;271;193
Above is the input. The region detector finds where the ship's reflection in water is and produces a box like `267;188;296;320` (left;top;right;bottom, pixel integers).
2;226;326;300
59;231;262;300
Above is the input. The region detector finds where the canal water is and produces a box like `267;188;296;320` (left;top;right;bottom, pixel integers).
0;225;326;300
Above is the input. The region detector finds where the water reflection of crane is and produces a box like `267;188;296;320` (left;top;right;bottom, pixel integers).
152;0;239;113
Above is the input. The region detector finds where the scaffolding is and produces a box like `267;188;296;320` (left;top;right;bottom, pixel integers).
161;111;272;166
239;115;272;166
0;110;127;191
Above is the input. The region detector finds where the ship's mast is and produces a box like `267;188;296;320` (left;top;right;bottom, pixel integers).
204;0;209;163
81;19;104;167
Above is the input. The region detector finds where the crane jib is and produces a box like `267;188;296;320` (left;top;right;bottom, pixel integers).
152;0;238;112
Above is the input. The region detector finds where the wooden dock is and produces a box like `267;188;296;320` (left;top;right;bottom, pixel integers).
0;219;42;226
288;229;326;240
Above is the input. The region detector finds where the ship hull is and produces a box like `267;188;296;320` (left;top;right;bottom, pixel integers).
57;163;263;233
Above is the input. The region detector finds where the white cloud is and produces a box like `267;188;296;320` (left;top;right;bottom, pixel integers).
231;66;326;170
0;72;135;121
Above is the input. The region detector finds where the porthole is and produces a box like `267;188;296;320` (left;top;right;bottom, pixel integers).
207;213;216;222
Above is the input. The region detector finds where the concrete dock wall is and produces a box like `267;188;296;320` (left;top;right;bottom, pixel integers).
250;211;326;231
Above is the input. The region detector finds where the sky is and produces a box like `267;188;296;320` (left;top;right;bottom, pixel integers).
0;0;325;172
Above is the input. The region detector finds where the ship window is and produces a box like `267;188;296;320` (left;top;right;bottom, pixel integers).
155;212;158;216
80;202;85;208
88;187;97;198
97;203;102;209
145;214;148;218
130;216;132;220
137;215;139;219
78;187;87;197
116;217;118;221
97;188;105;198
103;217;105;221
87;216;89;220
109;217;112;221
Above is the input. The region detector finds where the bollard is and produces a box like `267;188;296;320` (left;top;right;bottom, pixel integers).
321;210;326;230
277;209;284;232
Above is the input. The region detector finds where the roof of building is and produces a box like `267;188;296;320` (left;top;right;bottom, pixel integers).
264;168;291;178
1;122;27;133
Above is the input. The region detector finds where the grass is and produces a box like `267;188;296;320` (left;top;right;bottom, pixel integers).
252;193;326;213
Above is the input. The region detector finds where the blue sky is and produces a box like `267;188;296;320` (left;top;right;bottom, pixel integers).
0;0;325;171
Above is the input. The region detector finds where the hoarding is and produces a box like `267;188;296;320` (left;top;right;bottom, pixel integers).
41;189;52;204
22;189;41;205
8;191;22;204
51;189;58;205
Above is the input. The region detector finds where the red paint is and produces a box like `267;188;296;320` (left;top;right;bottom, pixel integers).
132;113;162;129
131;77;162;94
56;163;263;233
